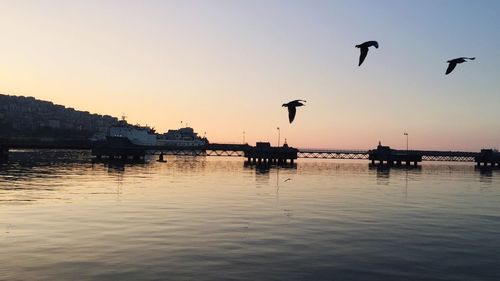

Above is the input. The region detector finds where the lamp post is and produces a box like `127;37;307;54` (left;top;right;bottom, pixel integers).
277;127;281;147
404;132;409;152
243;131;245;144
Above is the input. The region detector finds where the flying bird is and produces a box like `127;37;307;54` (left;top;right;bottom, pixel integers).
445;57;475;75
282;100;306;123
355;41;379;66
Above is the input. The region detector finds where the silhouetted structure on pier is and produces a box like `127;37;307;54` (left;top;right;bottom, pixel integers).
244;142;298;164
368;142;422;166
475;149;500;167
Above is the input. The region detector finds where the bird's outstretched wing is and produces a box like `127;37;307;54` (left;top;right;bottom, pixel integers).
288;106;296;123
446;62;457;75
289;99;306;106
368;41;379;48
359;47;368;66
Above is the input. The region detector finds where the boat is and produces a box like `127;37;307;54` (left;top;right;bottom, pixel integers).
91;118;157;147
156;127;208;147
91;117;208;148
108;123;157;146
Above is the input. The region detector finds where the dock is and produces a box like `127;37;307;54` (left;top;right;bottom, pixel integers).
475;149;500;167
244;142;298;164
368;142;422;166
92;137;146;161
91;139;299;164
1;137;499;169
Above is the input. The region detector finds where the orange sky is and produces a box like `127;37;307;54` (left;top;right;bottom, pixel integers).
1;1;499;151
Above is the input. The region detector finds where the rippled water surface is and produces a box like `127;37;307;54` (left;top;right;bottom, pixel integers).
1;150;500;281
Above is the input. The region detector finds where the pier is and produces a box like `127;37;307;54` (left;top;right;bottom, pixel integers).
92;137;146;161
90;139;299;164
475;149;500;167
368;142;421;166
85;140;499;168
0;137;498;168
244;142;298;164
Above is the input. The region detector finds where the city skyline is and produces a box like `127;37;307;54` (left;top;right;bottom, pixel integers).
1;1;499;150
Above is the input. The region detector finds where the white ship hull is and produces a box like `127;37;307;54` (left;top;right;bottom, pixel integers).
108;126;157;146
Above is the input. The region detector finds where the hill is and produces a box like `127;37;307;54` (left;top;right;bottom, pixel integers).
0;94;119;143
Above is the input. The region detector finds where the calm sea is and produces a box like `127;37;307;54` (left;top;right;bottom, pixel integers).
1;150;499;281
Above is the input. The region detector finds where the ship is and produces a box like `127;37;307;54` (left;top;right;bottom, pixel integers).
157;127;208;147
107;122;158;146
91;117;157;147
91;117;208;148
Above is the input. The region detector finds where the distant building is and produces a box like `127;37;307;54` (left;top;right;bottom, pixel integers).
0;93;120;138
47;119;61;129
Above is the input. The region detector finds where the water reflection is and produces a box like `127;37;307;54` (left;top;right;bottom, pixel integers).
0;150;90;189
1;152;500;281
372;165;390;185
368;164;422;186
243;161;297;189
243;161;297;173
477;167;494;184
104;161;126;173
92;157;147;166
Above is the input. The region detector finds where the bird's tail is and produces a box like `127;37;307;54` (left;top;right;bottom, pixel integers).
468;57;476;60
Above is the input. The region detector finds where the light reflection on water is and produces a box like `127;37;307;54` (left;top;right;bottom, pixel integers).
1;150;500;281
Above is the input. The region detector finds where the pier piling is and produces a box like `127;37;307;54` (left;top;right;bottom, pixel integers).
0;145;8;161
158;153;166;162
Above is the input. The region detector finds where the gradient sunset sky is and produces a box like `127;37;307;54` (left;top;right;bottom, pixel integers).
1;0;499;150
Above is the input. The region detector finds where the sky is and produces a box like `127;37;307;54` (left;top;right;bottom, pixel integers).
1;0;499;150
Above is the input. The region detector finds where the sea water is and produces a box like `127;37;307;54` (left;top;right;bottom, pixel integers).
1;150;499;281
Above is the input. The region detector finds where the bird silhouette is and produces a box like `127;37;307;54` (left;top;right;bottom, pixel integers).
445;57;475;75
282;100;306;123
355;41;379;66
